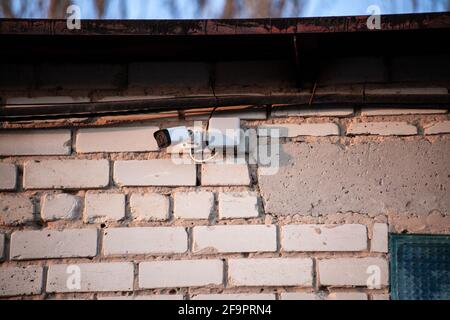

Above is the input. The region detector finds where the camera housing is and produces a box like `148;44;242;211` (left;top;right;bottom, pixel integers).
153;126;191;149
154;118;241;150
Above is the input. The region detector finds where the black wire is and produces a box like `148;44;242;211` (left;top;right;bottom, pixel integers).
205;106;218;153
206;106;218;131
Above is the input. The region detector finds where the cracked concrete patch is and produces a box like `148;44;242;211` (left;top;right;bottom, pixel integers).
258;139;450;216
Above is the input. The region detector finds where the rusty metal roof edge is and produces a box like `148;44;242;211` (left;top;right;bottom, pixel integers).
0;12;449;36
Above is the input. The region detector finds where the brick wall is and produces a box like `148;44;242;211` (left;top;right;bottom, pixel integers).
1;106;449;300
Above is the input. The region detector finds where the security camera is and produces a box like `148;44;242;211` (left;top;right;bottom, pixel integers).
153;126;192;149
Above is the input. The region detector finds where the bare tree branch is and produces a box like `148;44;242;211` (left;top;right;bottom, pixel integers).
94;0;107;18
48;0;72;19
222;0;237;19
0;0;14;18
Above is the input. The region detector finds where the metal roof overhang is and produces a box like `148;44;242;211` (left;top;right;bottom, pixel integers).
0;12;449;121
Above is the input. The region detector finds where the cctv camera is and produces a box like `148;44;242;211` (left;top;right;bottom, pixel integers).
153;126;192;149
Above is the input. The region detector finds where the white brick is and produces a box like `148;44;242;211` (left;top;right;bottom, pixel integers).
272;107;354;118
218;192;259;219
365;87;448;95
0;266;43;297
424;121;450;135
282;224;367;252
0;163;16;190
130;193;170;221
84;193;125;223
24;160;109;189
10;229;98;260
103;227;188;256
6;96;89;105
228;258;313;287
361;108;447;116
258;123;340;137
76;126;159;153
47;263;134;293
202;163;250;186
174;192;214;219
280;292;321;300
139;260;223;289
41;193;81;221
0;130;71;156
237;129;257;155
114;160;196;187
328;292;368;300
99;295;184;300
0;194;34;225
347;122;417;136
0;233;5;260
193;225;276;254
371;223;388;253
372;293;390;300
318;257;388;287
202;150;245;164
192;294;276;300
207;118;241;149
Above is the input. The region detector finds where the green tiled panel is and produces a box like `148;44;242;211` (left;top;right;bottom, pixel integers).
390;234;450;300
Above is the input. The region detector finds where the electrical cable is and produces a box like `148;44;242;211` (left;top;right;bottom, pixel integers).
188;147;218;164
187;106;219;164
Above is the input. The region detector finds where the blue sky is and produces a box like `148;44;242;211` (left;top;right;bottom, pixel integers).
9;0;450;19
92;0;450;19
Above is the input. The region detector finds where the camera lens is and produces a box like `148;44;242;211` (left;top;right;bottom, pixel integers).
153;129;172;149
